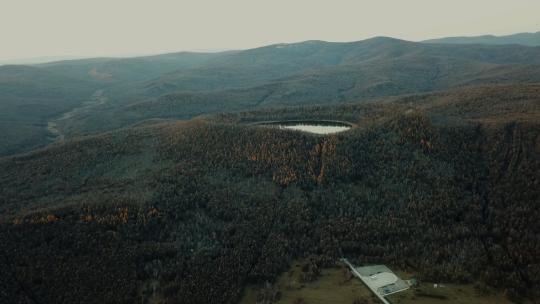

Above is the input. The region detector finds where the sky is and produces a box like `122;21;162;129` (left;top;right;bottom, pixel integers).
1;0;540;61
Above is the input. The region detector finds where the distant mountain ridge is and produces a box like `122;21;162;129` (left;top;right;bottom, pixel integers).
2;35;540;156
423;31;540;46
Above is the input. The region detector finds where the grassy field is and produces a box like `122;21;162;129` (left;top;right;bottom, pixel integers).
240;262;376;304
387;283;514;304
239;261;517;304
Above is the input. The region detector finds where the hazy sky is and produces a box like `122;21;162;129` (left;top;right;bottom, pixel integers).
1;0;540;61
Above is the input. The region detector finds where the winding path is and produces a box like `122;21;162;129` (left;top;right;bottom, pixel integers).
46;89;107;143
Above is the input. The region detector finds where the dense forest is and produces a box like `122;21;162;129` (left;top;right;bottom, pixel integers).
0;84;538;303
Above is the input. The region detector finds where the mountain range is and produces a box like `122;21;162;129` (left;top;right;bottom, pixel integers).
1;35;540;156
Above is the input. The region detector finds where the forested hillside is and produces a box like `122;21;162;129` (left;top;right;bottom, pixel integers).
0;52;223;156
64;39;540;137
0;65;100;155
2;38;540;156
1;85;538;303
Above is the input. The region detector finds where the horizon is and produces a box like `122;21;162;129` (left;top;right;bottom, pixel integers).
1;30;539;66
2;0;540;63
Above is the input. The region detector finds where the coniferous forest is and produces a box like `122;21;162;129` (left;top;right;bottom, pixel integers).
1;83;538;303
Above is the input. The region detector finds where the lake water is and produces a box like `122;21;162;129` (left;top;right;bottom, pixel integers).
280;124;351;134
258;121;352;135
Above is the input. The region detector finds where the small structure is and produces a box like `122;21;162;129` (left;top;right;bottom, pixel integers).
341;258;410;304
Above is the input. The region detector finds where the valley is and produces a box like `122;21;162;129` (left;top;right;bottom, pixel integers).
46;89;108;142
